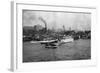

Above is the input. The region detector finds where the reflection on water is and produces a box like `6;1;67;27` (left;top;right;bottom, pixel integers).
23;39;91;62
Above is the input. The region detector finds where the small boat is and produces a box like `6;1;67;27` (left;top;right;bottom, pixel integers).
30;39;58;44
30;39;58;49
60;36;74;43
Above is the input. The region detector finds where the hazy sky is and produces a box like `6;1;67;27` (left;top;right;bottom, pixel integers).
23;10;91;31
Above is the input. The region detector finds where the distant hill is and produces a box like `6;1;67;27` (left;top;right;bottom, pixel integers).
23;26;34;30
23;24;44;31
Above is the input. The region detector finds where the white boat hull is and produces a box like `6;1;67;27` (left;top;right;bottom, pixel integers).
61;38;74;43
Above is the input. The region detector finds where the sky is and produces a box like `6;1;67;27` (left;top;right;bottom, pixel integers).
23;10;91;31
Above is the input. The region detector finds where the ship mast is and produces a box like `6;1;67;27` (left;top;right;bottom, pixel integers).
63;25;65;32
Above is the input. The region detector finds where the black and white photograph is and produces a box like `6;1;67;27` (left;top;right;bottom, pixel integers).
23;10;91;62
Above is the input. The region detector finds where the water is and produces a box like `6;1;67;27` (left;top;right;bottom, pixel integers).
23;39;91;62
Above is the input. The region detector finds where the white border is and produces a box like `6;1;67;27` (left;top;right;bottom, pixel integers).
11;1;97;72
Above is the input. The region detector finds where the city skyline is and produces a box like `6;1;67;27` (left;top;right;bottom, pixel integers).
23;10;91;31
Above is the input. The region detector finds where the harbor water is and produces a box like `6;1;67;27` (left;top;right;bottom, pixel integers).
23;39;91;62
